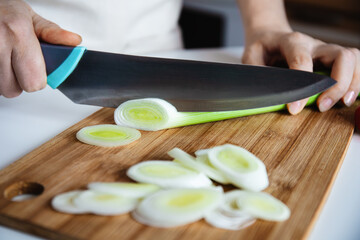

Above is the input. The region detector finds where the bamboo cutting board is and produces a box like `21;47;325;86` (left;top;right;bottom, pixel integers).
0;102;357;240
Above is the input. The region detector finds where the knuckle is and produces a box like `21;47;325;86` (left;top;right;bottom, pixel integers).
1;89;22;98
291;54;311;66
332;82;349;94
338;48;356;62
288;31;306;42
2;15;31;41
348;48;360;57
348;47;359;53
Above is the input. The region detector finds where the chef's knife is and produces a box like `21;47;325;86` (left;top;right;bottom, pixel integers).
41;43;336;112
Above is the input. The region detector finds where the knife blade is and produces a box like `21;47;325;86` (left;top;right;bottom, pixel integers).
41;43;336;112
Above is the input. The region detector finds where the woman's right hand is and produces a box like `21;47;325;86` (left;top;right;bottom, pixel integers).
0;0;82;98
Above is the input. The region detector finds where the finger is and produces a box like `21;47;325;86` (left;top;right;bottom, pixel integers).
280;35;313;115
287;99;309;115
9;17;47;92
241;41;266;66
0;47;22;98
315;47;356;112
32;13;82;46
343;48;360;106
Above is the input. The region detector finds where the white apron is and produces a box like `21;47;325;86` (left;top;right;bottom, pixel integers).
26;0;183;54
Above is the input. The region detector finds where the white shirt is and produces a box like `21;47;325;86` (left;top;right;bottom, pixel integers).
26;0;183;54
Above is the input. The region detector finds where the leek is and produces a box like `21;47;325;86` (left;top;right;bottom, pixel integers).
76;124;141;147
114;95;319;131
133;188;223;227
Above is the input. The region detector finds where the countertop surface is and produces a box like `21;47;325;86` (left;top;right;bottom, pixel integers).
0;48;359;240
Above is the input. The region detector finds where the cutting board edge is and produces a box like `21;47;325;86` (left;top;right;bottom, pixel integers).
302;129;354;240
0;213;77;240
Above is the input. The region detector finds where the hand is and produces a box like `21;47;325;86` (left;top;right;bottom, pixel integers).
242;29;360;115
0;0;82;98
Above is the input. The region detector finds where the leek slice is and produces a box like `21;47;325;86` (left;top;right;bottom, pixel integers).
133;188;223;227
204;208;255;230
168;148;206;172
88;182;160;198
114;98;177;131
127;161;212;188
204;189;256;230
114;96;319;131
132;209;176;227
195;148;212;157
76;124;141;147
208;144;269;191
221;189;252;217
51;190;88;214
196;155;230;184
73;190;138;216
234;190;290;221
168;148;230;184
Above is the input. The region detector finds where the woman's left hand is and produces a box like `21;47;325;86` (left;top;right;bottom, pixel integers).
242;29;360;115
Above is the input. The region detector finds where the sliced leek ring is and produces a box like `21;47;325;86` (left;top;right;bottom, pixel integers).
88;182;160;198
220;190;251;217
234;190;291;221
168;148;230;184
132;209;177;228
208;144;269;191
127;161;212;188
114;98;178;131
76;124;141;147
195;155;230;184
204;208;255;230
168;147;206;172
134;188;223;227
51;190;88;214
194;148;212;157
204;190;256;230
73;190;138;216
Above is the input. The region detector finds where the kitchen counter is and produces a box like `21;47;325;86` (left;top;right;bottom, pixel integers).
0;47;359;240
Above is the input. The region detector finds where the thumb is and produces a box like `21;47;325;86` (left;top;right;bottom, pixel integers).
32;13;82;46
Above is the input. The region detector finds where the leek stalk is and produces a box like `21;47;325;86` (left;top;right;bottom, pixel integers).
115;95;319;131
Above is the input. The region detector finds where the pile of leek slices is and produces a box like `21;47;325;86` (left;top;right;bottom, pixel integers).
52;144;290;230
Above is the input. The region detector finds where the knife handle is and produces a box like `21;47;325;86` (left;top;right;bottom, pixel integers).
40;43;87;89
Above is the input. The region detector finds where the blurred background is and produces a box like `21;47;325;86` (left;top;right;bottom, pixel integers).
180;0;360;49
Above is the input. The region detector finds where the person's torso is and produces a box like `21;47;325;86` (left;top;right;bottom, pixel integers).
26;0;183;54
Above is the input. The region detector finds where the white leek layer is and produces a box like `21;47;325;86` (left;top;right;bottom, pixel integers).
127;160;212;188
76;124;141;147
207;144;269;191
234;190;291;221
51;190;88;214
73;190;138;216
87;182;160;198
133;188;223;227
168;148;229;184
205;208;255;230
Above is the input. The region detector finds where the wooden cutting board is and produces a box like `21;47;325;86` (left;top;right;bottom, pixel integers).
0;102;357;240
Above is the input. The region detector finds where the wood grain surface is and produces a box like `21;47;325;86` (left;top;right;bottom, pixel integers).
0;102;357;240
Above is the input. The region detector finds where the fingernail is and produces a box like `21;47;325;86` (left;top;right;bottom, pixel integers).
288;101;302;115
319;98;333;112
344;91;356;107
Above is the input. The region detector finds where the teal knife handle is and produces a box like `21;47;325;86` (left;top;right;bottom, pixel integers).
40;43;87;89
